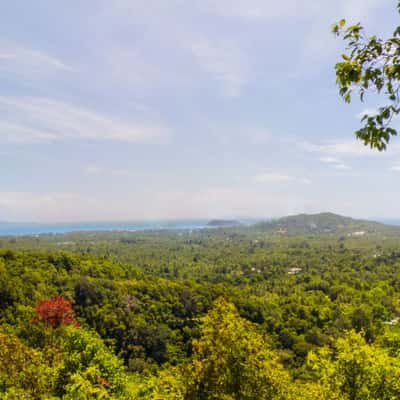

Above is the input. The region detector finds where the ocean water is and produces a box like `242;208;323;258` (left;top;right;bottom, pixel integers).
376;219;400;226
0;220;209;236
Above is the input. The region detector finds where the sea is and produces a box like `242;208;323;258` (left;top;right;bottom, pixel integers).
0;220;211;236
378;219;400;226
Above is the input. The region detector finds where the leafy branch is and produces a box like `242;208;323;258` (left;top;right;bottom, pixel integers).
333;3;400;150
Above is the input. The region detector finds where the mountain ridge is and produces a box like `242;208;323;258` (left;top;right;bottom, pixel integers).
252;212;399;235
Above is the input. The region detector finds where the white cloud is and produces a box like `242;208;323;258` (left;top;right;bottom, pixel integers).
254;173;293;184
202;0;386;22
299;177;312;185
253;172;311;184
0;45;71;71
80;0;390;98
201;0;388;80
0;97;169;144
85;165;103;175
303;140;382;157
149;187;308;219
207;123;272;145
0;192;104;222
248;129;271;144
102;46;172;92
202;0;320;20
341;0;390;22
301;0;387;65
319;156;341;164
0;188;302;221
332;163;351;170
84;165;130;177
318;156;351;170
390;165;400;172
0;42;72;85
189;39;248;97
0;53;17;60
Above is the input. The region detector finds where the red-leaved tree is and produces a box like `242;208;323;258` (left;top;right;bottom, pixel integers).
33;296;79;328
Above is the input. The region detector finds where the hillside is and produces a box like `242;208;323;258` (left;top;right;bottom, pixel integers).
207;219;243;228
253;212;398;235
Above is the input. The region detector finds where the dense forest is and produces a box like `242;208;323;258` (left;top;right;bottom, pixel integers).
1;213;400;398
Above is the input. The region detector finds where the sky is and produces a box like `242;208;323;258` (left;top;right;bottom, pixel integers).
0;0;399;222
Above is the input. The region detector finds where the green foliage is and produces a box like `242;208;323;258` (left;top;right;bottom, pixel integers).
135;298;293;400
55;326;131;399
183;298;292;400
0;324;132;399
0;330;55;398
308;330;400;399
333;2;400;150
133;369;186;400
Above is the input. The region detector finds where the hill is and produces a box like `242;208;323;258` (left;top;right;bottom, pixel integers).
253;212;398;235
207;219;243;228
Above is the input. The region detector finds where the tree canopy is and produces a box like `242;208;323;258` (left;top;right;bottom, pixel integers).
2;226;400;398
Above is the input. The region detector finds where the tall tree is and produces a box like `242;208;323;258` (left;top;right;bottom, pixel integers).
308;330;400;399
183;298;292;400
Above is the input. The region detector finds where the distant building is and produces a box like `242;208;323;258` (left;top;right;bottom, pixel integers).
383;318;399;326
288;267;302;275
348;231;366;237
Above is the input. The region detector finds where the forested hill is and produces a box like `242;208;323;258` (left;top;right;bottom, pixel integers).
207;219;243;227
253;212;399;235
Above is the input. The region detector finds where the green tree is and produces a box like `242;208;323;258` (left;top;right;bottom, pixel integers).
333;2;400;150
136;298;295;400
55;325;131;399
0;331;55;399
183;298;292;400
308;330;400;399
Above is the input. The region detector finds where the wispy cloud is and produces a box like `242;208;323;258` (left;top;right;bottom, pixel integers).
207;123;272;146
332;163;351;170
189;39;248;97
0;42;72;85
0;44;71;70
0;97;169;144
253;172;311;184
84;165;130;177
202;0;319;20
0;53;18;60
150;186;310;219
319;156;341;164
390;164;400;172
203;0;384;22
319;156;351;170
201;0;386;81
0;191;103;222
0;187;306;222
248;129;271;144
302;140;382;157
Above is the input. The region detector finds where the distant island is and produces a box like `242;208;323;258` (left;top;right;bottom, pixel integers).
207;219;243;228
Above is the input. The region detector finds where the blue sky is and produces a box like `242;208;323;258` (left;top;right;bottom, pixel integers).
0;0;399;222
